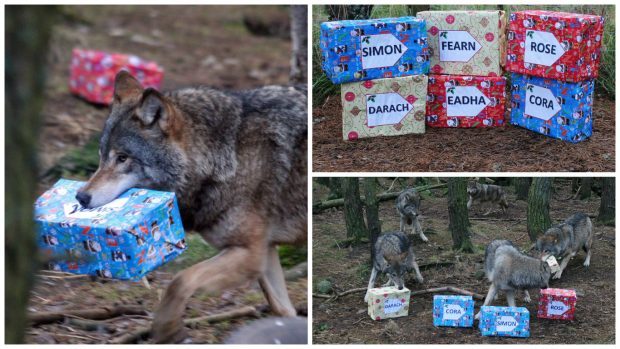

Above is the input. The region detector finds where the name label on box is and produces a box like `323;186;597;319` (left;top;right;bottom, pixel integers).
443;304;465;320
446;86;490;117
525;84;561;120
438;30;481;62
63;198;129;219
361;34;408;69
496;316;518;332
548;301;569;315
384;298;404;314
525;30;565;66
366;93;412;126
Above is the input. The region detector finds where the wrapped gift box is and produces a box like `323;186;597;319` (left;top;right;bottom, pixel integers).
367;286;410;320
433;295;474;327
320;17;429;84
478;306;530;338
506;11;605;82
510;73;594;142
341;75;427;140
34;179;186;281
426;74;506;128
537;288;577;320
69;49;164;105
417;10;506;76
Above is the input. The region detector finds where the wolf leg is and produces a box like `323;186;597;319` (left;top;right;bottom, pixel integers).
475;283;497;319
467;197;473;210
258;245;296;317
583;233;593;267
506;290;516;307
522;290;531;303
382;274;394;287
554;252;576;279
400;217;406;233
406;246;424;283
414;218;428;243
365;268;379;302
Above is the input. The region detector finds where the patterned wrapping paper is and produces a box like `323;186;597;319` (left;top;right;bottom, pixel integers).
69;49;164;105
426;74;506;128
510;73;594;143
341;75;428;141
478;306;530;338
506;11;605;82
320;17;430;84
537;288;577;320
367;286;411;321
34;179;186;281
432;295;474;327
417;10;506;76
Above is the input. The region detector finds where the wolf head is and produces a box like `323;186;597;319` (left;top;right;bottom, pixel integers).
467;181;481;195
382;252;409;290
536;224;572;259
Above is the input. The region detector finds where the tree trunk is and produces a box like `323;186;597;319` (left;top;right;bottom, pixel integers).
598;177;615;226
406;5;430;16
447;178;474;253
579;177;593;200
6;5;56;343
363;178;381;262
342;178;367;244
325;5;374;20
527;178;554;241
514;177;531;201
289;5;307;84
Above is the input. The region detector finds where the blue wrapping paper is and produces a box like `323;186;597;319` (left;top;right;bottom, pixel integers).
34;179;186;280
478;306;530;338
320;17;430;84
433;295;475;327
510;73;594;142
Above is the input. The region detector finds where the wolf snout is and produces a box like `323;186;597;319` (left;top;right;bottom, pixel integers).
76;191;92;208
398;286;403;290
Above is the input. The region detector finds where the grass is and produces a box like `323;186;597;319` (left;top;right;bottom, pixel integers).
312;5;616;105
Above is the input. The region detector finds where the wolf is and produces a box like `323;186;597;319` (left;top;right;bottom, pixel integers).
364;231;424;302
475;239;552;319
536;212;593;279
76;71;307;343
467;181;509;215
396;188;428;242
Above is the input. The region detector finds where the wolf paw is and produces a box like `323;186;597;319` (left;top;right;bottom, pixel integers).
364;292;370;303
583;260;590;267
474;312;480;320
552;272;562;280
420;235;429;243
416;276;424;283
523;295;531;303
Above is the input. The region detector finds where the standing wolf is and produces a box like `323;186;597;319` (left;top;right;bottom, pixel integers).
536;212;593;279
76;71;307;343
467;181;509;215
396;188;428;242
476;240;552;319
364;231;424;302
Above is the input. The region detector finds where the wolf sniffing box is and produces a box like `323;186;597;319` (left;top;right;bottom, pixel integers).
341;75;428;140
320;17;430;84
478;306;530;338
367;286;410;320
506;11;604;82
432;295;474;327
35;179;186;281
426;74;506;128
69;49;164;105
537;288;577;320
510;73;594;142
417;10;506;76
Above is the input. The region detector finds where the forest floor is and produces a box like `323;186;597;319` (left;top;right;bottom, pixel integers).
312;179;615;344
28;6;306;344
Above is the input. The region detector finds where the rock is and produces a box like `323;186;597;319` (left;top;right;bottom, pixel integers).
316;280;333;294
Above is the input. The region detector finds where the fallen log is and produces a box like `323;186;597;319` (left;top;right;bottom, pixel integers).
29;305;148;326
284;262;308;281
313;285;483;301
313;182;447;213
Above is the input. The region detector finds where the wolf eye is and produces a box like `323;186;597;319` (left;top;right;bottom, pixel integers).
117;154;128;163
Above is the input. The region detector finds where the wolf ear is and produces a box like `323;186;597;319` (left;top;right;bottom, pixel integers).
113;71;143;103
136;88;174;133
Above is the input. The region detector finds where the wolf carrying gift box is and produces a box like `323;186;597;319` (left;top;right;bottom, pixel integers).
34;179;186;281
433;295;474;327
367;286;410;321
341;75;428;140
478;306;530;338
417;10;506;76
506;11;605;82
510;73;594;142
69;49;164;105
537;288;577;320
320;17;430;84
426;74;506;128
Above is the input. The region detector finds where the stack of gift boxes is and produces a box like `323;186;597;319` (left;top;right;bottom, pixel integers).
320;9;604;143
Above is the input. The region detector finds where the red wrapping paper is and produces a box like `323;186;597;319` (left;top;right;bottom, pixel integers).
537;288;577;320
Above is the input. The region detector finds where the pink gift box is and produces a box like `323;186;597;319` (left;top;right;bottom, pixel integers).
69;49;164;105
537;288;577;320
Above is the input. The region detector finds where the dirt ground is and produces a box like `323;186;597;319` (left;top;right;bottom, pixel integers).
28;6;306;344
312;95;615;172
312;179;615;344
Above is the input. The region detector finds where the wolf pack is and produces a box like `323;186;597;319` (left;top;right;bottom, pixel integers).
365;181;593;337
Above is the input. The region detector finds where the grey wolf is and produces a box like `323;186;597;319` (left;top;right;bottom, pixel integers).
364;231;424;302
467;181;509;215
475;239;551;319
536;212;593;279
76;71;307;343
396;188;428;242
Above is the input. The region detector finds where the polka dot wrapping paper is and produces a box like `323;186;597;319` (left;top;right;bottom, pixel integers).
367;286;411;321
